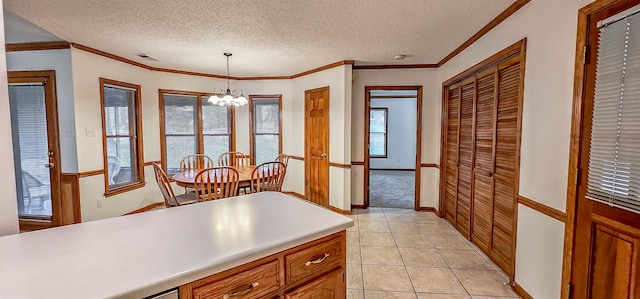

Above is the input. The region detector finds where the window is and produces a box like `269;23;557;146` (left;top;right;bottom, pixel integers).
100;78;144;195
249;95;282;165
586;9;640;213
160;90;234;174
369;108;388;157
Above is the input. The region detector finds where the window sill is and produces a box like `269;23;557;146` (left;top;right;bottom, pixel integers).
104;182;147;197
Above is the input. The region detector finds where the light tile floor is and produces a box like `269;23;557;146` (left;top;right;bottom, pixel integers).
346;208;520;299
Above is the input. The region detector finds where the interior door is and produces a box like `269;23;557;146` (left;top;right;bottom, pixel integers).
444;84;461;223
472;67;497;254
305;87;330;207
8;71;62;231
456;77;476;238
571;2;640;298
491;57;521;276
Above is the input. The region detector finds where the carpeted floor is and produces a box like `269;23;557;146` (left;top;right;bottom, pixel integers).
369;170;415;209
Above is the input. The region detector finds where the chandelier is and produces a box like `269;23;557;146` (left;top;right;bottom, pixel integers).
208;53;248;106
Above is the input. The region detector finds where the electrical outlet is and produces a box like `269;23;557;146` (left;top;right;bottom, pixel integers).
64;129;75;137
97;198;103;208
85;127;96;137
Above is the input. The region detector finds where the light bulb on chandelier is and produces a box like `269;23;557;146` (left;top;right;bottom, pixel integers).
208;53;248;106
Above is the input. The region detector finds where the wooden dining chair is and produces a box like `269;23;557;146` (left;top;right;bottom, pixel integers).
194;167;240;201
218;151;250;167
275;154;290;167
152;162;196;207
250;161;286;193
179;154;215;173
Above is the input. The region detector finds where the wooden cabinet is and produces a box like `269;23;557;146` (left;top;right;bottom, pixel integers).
180;231;346;299
191;260;281;299
284;268;344;299
441;41;525;279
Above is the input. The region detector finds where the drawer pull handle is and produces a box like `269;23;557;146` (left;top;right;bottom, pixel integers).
222;282;259;299
305;252;330;266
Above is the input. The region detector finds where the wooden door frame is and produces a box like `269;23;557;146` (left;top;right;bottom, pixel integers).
364;86;423;210
8;70;62;231
561;1;639;298
304;86;330;206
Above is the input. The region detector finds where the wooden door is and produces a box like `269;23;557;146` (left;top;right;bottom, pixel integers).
444;84;461;223
456;78;476;238
284;268;344;299
570;2;640;298
472;68;497;253
305;87;330;207
8;71;62;231
490;57;522;276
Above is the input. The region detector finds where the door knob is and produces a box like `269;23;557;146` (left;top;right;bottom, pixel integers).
45;162;55;169
321;153;327;158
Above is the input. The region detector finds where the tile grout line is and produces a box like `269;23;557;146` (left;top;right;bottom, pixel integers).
387;212;419;296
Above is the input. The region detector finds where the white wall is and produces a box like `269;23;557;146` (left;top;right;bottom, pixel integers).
370;98;417;169
0;4;19;236
70;47;353;219
6;49;78;173
290;65;352;211
351;69;440;208
436;0;592;297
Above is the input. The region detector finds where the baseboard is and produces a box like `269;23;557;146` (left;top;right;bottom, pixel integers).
418;206;440;216
351;204;366;209
282;191;305;200
513;282;533;299
283;191;351;215
124;202;164;215
327;205;352;215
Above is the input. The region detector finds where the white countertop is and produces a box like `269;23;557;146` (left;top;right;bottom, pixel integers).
0;192;353;299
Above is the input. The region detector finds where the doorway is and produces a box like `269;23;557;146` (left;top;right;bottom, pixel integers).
8;70;62;231
364;86;422;210
304;86;330;207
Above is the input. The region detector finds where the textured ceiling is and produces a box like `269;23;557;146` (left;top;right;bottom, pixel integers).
4;0;514;77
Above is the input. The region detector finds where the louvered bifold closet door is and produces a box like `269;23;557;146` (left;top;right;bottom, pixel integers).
445;84;461;223
456;78;476;238
491;56;522;275
472;68;498;253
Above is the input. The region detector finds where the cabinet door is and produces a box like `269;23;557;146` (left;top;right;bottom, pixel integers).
444;84;461;223
472;68;497;253
456;78;476;238
284;268;344;299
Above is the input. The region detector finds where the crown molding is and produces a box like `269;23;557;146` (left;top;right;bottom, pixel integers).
437;0;531;67
6;41;70;52
6;1;530;75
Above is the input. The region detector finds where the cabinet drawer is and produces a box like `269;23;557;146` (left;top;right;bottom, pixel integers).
192;260;281;299
285;237;343;283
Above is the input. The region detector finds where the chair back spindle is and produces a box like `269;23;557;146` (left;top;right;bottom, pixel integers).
251;161;286;193
218;151;250;167
152;162;179;207
179;154;214;173
194;167;240;201
275;154;290;167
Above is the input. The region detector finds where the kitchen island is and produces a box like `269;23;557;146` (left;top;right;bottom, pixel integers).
0;192;353;298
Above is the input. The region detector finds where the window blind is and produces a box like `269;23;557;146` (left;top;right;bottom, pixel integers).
253;98;280;165
163;94;198;174
587;11;640;213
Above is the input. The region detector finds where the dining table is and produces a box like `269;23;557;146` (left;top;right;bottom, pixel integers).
172;164;256;188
